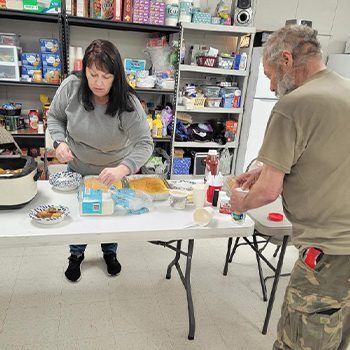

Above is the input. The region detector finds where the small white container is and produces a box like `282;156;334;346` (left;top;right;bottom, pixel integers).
193;207;214;226
169;189;188;210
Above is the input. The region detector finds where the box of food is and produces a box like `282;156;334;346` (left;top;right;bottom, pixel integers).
122;0;132;22
39;38;60;54
133;0;150;24
21;53;41;67
149;0;165;25
21;65;40;78
42;67;61;84
23;0;60;13
124;58;146;72
41;53;61;68
5;0;23;10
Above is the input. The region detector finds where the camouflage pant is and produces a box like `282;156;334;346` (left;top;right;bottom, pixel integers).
273;253;350;350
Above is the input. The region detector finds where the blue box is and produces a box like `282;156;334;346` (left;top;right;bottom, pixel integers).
21;65;41;78
173;158;191;175
221;97;233;108
124;58;146;71
39;38;60;54
192;12;211;23
21;53;41;68
41;53;61;68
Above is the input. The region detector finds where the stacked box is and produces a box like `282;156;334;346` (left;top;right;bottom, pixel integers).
39;38;60;54
192;12;211;23
133;0;150;24
123;0;132;21
41;53;61;68
21;53;41;68
23;0;61;13
149;1;165;25
173;158;191;175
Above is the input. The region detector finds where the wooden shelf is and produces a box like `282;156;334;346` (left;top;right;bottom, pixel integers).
173;141;237;148
180;64;248;77
176;106;243;114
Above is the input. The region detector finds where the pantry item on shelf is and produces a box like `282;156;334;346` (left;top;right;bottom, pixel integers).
220;86;238;98
233;53;241;70
182;96;206;109
126;175;170;200
123;0;133;22
239;52;248;70
218;54;234;70
201;86;221;98
215;0;230;20
165;0;179;26
74;47;83;71
49;171;82;192
191;0;200;14
192;11;211;23
178;0;192;23
196;55;218;68
224;120;238;142
0;33;20;46
149;1;166;25
32;70;43;83
136;75;156;88
210;16;221;25
205;97;222;108
29;205;69;225
28;110;39;130
39;39;60;54
133;0;151;24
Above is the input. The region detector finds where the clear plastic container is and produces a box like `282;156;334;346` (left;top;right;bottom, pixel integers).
220;87;238;98
205;97;222;108
201;85;221;98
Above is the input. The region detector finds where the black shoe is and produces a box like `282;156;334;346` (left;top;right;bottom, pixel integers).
103;253;121;276
65;254;84;282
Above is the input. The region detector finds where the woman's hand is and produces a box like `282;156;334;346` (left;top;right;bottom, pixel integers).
236;167;262;190
98;164;131;186
55;142;74;163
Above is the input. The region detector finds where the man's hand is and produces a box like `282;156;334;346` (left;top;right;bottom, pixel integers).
98;164;131;186
236;167;262;190
55;143;74;163
230;190;247;213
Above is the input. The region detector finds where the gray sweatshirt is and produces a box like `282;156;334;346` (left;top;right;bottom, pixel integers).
47;75;154;176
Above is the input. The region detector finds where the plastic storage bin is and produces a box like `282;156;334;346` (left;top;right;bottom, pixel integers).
173;158;191;175
205;97;222;107
220;87;238;98
0;45;20;81
202;86;221;97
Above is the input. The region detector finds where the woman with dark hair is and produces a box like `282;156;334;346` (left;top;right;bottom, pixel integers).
47;39;154;282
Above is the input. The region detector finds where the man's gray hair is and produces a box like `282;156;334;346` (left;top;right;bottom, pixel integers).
263;25;322;67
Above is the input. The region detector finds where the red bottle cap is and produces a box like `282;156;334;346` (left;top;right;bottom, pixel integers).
268;212;284;222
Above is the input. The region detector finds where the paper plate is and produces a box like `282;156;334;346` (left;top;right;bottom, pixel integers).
29;204;70;225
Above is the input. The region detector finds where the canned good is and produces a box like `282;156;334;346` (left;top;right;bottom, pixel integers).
5;116;17;131
231;211;246;223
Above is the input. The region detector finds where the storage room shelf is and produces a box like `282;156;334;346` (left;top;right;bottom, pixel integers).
67;16;180;34
176;106;243;114
135;88;174;95
0;9;59;22
173;141;237;148
180;64;248;76
181;22;256;35
153;137;172;143
0;80;60;88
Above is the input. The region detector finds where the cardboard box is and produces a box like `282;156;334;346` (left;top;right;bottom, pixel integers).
114;0;121;20
42;67;61;83
122;0;132;22
39;38;60;54
21;53;41;68
21;65;41;78
41;53;61;68
23;0;60;13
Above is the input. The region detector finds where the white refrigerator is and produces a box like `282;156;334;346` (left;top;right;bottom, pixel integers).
235;47;278;174
327;54;350;78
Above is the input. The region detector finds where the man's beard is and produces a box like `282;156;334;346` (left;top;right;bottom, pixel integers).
275;69;297;97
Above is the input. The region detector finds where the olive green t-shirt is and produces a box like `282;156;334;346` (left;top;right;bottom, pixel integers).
258;69;350;255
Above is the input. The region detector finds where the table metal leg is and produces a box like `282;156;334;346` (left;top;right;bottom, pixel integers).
253;234;268;302
262;235;289;335
228;237;240;263
273;245;281;258
185;239;195;340
166;240;182;279
223;237;233;276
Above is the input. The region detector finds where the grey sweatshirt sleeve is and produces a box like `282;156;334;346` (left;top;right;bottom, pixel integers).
120;97;154;174
47;76;74;142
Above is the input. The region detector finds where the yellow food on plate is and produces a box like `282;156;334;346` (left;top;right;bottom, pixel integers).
128;177;168;194
84;177;109;192
36;207;63;219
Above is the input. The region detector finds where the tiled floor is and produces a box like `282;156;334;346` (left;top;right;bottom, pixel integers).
0;239;298;349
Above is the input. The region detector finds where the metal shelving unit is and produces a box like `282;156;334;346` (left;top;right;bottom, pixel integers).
0;80;60;88
0;9;59;22
171;23;256;179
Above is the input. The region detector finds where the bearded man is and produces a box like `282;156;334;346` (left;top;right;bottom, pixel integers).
230;25;350;350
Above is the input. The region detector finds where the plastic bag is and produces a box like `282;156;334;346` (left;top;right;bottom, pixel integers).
110;188;153;215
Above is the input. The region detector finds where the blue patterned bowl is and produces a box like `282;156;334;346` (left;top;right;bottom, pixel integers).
29;204;70;225
49;171;82;191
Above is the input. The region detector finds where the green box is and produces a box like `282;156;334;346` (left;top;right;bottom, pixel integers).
23;0;60;13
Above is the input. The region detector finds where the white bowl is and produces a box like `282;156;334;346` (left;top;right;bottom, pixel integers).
29;204;69;225
49;171;82;191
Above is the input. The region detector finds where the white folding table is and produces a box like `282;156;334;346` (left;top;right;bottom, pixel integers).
0;181;255;340
224;198;292;334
